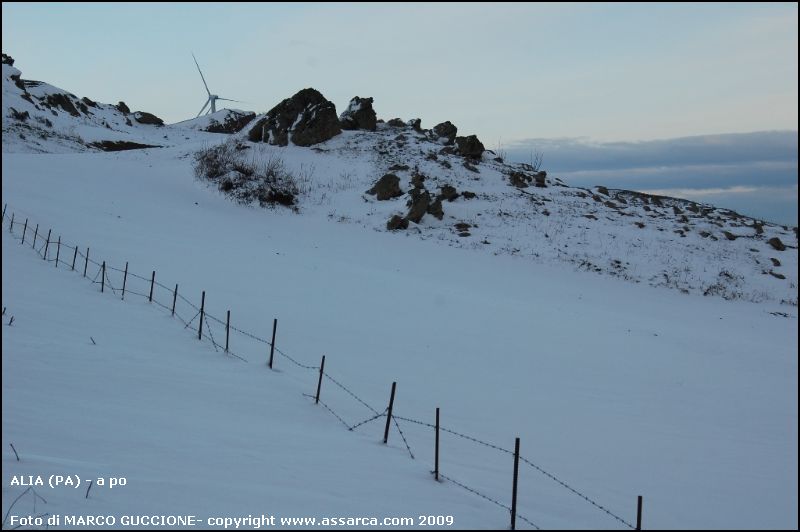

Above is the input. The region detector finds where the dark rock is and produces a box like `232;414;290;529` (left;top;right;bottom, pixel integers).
247;88;341;147
463;160;479;173
770;257;781;267
45;93;80;117
722;231;737;241
387;215;408;230
427;198;444;220
9;107;29;122
673;206;683;215
134;111;164;126
432;121;457;145
462;191;476;199
407;118;422;132
597;186;609;196
533;172;547;188
367;173;403;200
458;232;471;237
769;271;786;280
386;118;406;127
455;135;484;159
406;188;430;223
767;237;786;251
89;140;161;151
410;172;426;188
339;96;377;131
2;53;14;66
81;96;97;108
454;222;471;232
205;111;256;134
116;101;131;114
439;185;459;202
509;171;530;188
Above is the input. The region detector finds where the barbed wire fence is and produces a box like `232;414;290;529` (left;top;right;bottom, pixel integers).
2;204;643;530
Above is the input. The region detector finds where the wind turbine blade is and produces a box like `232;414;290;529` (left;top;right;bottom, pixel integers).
192;53;212;97
197;98;210;118
215;98;244;103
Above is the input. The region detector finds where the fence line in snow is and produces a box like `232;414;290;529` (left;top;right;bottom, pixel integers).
1;204;642;531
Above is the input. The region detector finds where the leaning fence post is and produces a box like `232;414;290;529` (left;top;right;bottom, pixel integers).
32;224;38;249
2;203;6;220
225;310;230;353
83;247;89;277
148;271;155;302
43;229;51;260
172;284;178;316
268;318;277;368
435;407;440;481
511;437;520;530
8;213;13;233
21;219;27;244
315;355;326;404
198;291;205;340
55;236;61;267
383;381;397;444
101;261;106;292
71;246;78;270
636;495;643;530
122;262;128;300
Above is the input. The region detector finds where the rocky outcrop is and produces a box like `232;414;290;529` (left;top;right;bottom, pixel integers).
45;94;80;117
432;121;457;145
339;96;377;131
205;111;256;134
406;188;431;223
387;214;409;230
134;111;164;126
247;88;341;146
455;135;484;160
116;101;131;114
767;237;786;251
367;174;403;200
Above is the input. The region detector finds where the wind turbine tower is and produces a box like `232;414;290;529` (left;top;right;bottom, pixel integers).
192;53;239;117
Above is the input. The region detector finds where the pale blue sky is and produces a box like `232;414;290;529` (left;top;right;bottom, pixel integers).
2;2;797;142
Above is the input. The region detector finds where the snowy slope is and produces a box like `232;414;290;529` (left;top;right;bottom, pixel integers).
2;56;798;530
2;145;797;529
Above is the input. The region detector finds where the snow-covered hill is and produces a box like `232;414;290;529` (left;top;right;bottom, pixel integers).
2;54;798;530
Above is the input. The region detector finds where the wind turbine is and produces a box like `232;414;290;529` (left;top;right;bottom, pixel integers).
192;53;240;117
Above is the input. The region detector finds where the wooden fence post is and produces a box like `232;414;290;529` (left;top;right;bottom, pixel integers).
122;262;128;300
148;271;155;302
8;213;13;233
636;495;643;530
71;246;78;270
21;219;27;244
2;203;6;220
315;355;326;404
383;381;397;444
172;284;178;316
43;229;51;260
55;236;61;267
32;224;38;249
101;261;106;293
83;247;89;277
511;437;520;531
435;407;440;481
268;318;277;368
198;291;205;340
225;310;230;352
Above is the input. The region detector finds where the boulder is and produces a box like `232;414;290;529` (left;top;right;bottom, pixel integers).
116;101;131;114
205;111;256;134
387;214;409;230
339;96;377;131
406;188;430;223
455;135;484;159
247;88;341;147
134;111;164;126
386;118;406;127
509;171;530;188
367;173;403;200
439;185;459;202
407;118;422;132
432;121;457;145
767;237;786;251
427;198;444;220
